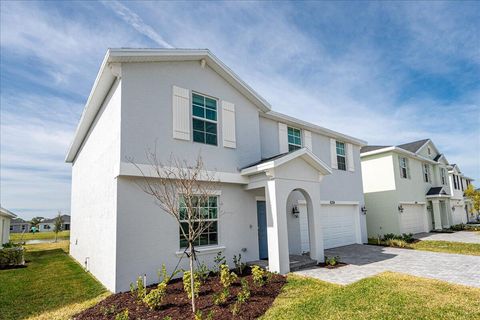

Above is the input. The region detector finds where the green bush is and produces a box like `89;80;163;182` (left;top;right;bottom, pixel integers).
129;276;146;301
386;239;408;248
143;282;167;310
325;256;340;266
213;287;230;305
114;309;129;320
219;264;237;288
0;247;25;268
450;224;466;231
251;265;270;287
401;233;415;243
183;271;200;299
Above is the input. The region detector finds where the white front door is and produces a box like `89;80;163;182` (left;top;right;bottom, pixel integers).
321;204;358;249
400;204;426;234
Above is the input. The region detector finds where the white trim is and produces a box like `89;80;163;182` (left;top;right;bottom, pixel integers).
399;201;426;205
241;148;332;176
426;194;451;199
361;146;438;164
175;245;226;257
255;196;266;201
320;200;360;206
262;111;367;146
118;162;249;184
278;123;288;153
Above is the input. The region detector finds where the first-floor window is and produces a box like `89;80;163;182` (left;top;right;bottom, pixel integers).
10;225;13;231
287;127;302;152
179;195;218;248
336;141;346;171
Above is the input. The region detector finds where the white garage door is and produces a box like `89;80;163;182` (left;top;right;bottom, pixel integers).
451;205;466;225
321;204;358;249
400;204;426;234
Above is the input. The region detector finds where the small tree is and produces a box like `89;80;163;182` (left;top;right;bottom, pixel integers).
465;184;480;217
53;212;63;242
131;150;220;314
30;217;44;231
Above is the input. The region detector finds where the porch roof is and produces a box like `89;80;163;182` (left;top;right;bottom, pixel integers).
240;148;332;176
426;187;450;198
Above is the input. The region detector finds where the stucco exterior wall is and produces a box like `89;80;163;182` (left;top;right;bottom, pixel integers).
120;61;261;173
364;190;400;237
0;216;11;244
361;153;396;193
115;178;260;292
69;79;121;292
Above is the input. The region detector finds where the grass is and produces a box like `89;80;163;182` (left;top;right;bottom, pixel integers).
262;273;480;320
0;241;107;320
9;231;70;241
411;240;480;256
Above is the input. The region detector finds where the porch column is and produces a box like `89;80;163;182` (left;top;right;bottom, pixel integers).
431;199;442;230
265;179;290;274
307;190;324;263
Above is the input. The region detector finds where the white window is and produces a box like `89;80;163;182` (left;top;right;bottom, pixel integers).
440;168;447;185
423;163;431;183
179;195;218;248
287;127;302;152
427;147;431;155
399;156;409;179
336;141;347;171
192;93;218;146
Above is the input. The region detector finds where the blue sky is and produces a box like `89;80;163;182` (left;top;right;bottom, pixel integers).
1;1;479;220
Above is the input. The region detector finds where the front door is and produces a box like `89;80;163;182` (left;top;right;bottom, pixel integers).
256;201;268;260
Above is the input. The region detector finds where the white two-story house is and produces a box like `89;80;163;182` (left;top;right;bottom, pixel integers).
66;49;367;293
448;164;475;223
360;139;474;237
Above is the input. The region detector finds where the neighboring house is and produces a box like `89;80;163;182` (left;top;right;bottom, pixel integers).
360;139;474;237
39;215;71;232
66;48;367;293
448;164;476;223
10;218;31;233
0;207;17;244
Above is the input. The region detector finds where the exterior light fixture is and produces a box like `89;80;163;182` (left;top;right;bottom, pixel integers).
451;206;455;212
292;205;299;218
398;204;404;213
361;206;368;214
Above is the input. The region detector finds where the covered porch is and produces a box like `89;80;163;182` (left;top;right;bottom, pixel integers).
241;148;332;274
426;187;452;230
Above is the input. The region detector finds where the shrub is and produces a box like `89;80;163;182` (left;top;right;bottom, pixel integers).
450;224;466;231
213;287;230;305
233;254;246;275
251;265;269;287
194;310;214;320
386;239;408;248
143;282;167;310
220;264;238;288
0;247;25;268
1;241;21;249
231;280;250;316
214;251;226;272
383;233;397;240
195;262;211;283
183;271;200;299
114;309;129;320
130;276;146;301
325;256;340;266
401;233;415;243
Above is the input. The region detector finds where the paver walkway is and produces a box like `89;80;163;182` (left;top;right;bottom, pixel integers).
414;231;480;244
295;244;480;288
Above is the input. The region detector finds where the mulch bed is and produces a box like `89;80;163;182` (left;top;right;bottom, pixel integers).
317;262;348;269
74;269;285;320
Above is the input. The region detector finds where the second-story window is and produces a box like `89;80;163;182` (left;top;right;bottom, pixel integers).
399;156;409;179
336;141;347;171
423;163;431;183
287;127;302;152
440;168;446;185
460;177;464;191
453;174;458;189
192;93;217;146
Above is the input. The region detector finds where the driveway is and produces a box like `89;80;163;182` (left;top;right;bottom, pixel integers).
295;244;480;288
414;231;480;244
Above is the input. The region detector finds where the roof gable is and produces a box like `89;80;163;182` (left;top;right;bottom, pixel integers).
396;139;429;153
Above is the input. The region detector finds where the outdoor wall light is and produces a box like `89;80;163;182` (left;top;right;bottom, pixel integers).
361;206;368;214
451;206;456;212
292;205;300;218
398;204;404;213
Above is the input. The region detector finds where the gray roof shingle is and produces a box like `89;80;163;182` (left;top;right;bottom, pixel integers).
360;145;390;153
396;139;429;153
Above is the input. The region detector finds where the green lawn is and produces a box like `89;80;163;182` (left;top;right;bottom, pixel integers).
262;273;480;320
0;241;107;320
9;231;70;241
411;240;480;256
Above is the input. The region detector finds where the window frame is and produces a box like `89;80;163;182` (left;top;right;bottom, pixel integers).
287;126;302;152
191;92;218;146
399;156;409;179
179;195;219;249
336;141;347;171
423;163;431;183
440;168;446;185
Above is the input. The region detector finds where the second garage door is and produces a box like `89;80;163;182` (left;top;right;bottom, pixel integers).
451;205;466;225
400;204;426;234
321;204;358;249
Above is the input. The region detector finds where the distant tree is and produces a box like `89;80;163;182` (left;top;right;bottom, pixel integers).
465;184;480;217
53;212;63;242
30;217;44;230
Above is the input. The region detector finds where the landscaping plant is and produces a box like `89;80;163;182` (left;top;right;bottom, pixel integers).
233;253;246;275
231;278;251;316
219;264;238;288
130;276;146;301
183;271;201;299
325;256;340;266
53;212;63;242
114;309;129;320
143;282;167;310
214;251;226;272
131;152;221;314
251;265;269;287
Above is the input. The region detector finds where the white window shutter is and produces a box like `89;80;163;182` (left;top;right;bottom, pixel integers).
279;123;288;153
172;86;190;140
330;139;338;169
347;143;354;172
304;130;312;151
222;101;236;148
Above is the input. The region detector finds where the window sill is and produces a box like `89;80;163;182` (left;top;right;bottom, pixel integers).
175;245;226;257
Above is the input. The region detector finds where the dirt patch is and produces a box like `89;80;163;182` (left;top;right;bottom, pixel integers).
317;262;348;269
74;270;285;320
